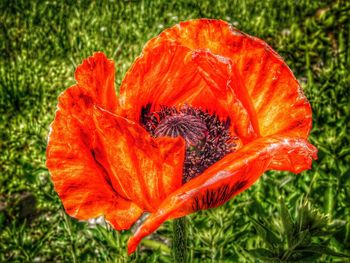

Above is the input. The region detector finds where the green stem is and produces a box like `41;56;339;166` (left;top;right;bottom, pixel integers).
173;217;187;263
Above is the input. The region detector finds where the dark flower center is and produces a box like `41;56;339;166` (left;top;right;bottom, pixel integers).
154;114;207;145
141;104;238;183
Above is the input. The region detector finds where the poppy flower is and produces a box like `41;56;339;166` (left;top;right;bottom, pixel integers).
46;19;317;254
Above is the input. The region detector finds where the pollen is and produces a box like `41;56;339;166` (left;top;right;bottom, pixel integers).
141;104;238;183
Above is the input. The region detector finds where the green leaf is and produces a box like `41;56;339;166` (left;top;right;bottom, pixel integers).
339;146;350;157
279;198;294;246
250;217;281;248
294;245;350;258
247;248;278;262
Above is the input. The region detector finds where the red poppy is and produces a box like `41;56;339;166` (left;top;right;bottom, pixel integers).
46;19;317;254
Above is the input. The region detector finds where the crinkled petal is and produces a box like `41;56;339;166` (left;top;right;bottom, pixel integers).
92;106;185;211
127;134;317;253
47;83;185;214
120;41;258;142
46;86;142;229
147;19;312;139
189;50;259;142
75;52;119;113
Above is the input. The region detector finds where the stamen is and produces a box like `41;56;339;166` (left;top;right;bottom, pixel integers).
141;104;238;183
155;114;207;145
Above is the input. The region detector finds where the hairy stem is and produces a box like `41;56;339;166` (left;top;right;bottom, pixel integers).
172;217;187;263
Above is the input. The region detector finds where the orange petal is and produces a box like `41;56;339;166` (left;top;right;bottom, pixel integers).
92;106;185;211
48;83;185;213
127;134;317;253
46;86;142;229
75;52;119;113
189;50;259;142
120;41;258;142
147;19;312;139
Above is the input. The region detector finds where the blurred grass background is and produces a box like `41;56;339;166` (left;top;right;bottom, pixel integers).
0;0;349;262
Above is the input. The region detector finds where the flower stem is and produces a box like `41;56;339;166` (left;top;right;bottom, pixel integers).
172;217;187;263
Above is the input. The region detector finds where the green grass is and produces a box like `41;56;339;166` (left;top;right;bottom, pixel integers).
0;0;349;262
